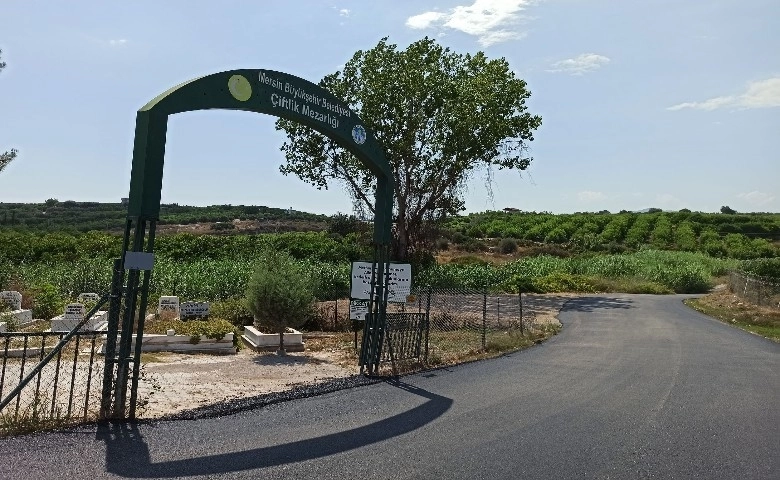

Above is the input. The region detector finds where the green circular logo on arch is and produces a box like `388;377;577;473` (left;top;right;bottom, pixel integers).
228;75;252;101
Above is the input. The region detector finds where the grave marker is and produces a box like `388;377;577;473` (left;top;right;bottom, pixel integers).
158;296;180;315
0;290;22;311
63;303;86;320
77;293;101;304
180;301;210;320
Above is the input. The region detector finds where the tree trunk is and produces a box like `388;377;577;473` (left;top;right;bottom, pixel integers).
277;329;286;356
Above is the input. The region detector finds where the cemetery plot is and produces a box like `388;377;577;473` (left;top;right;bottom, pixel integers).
0;291;33;327
49;301;108;332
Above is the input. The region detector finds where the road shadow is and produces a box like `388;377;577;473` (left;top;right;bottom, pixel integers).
562;296;634;313
250;352;327;367
97;380;452;478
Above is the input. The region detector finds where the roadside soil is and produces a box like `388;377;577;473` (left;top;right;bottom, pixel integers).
686;287;780;342
135;295;573;419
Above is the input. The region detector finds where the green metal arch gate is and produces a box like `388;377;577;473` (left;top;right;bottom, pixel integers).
107;69;394;418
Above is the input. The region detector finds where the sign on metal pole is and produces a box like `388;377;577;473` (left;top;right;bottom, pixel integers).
350;261;412;303
349;300;370;321
123;251;155;271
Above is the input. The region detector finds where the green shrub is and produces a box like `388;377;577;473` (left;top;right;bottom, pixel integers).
0;311;20;332
30;284;65;320
527;244;571;258
210;297;253;327
244;251;315;353
649;266;711;293
740;258;780;279
533;273;597;293
498;238;518;254
146;318;239;348
210;222;235;231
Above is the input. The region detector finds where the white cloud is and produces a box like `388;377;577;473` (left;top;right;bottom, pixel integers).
406;0;537;46
547;53;610;75
737;191;775;207
406;11;446;29
339;9;350;17
667;76;780;111
108;39;127;46
578;191;607;202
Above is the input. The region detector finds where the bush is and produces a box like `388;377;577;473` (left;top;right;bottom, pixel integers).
30;283;65;320
533;273;597;293
740;258;780;280
498;238;518;254
145;318;240;349
650;266;711;293
210;222;235;231
327;213;369;237
459;239;488;252
435;237;450;251
527;244;571;258
244;251;315;353
211;297;253;327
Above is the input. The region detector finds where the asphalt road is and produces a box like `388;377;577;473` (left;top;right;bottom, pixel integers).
1;294;778;479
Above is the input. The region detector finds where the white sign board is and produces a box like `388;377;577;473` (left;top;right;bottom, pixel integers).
180;301;210;319
124;251;155;271
350;262;412;303
349;300;370;321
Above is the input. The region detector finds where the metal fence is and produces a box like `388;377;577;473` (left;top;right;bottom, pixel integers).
389;288;543;365
0;274;124;436
0;330;106;435
310;287;549;367
728;271;780;308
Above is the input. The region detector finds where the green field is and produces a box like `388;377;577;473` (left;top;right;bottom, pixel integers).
1;203;777;321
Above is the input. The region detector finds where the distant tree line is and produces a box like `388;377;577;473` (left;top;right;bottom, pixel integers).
0;201;328;232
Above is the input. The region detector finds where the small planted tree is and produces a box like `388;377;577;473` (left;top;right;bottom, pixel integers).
244;251;315;355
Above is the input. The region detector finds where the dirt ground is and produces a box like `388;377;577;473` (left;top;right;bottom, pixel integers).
135;295;573;419
135;349;358;418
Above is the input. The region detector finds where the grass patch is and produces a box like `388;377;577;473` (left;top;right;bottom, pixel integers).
685;290;780;342
586;277;673;294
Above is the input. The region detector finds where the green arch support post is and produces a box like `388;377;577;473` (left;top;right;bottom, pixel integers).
111;70;394;418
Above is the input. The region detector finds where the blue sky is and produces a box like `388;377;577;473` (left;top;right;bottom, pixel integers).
1;0;778;215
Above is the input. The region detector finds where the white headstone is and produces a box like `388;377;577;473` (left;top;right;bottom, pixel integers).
63;303;86;320
77;293;100;304
0;290;22;311
158;296;180;315
180;301;210;319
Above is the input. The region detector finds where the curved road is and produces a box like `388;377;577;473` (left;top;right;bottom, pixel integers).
1;294;778;479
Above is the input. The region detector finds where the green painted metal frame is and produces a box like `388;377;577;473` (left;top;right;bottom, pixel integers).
115;69;394;417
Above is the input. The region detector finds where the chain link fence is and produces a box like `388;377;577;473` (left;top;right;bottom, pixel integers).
311;287;557;366
728;271;780;308
393;288;546;364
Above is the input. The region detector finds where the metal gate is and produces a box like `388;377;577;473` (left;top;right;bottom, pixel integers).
382;313;428;363
0;259;124;434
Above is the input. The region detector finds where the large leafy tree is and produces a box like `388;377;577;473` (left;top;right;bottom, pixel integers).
0;49;18;174
276;37;542;261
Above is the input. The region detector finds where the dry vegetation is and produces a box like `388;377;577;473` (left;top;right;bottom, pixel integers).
686;289;780;342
